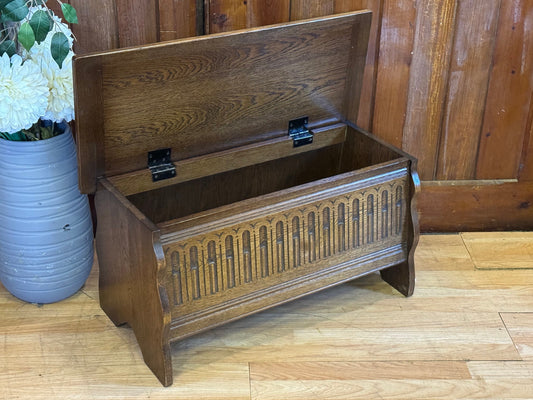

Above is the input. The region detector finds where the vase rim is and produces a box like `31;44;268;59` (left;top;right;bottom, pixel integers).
0;126;71;148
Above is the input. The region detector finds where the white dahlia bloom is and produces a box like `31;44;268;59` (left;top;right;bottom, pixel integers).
39;51;75;122
22;6;76;122
0;54;49;134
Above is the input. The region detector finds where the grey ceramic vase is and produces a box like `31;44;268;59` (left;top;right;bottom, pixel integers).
0;124;93;303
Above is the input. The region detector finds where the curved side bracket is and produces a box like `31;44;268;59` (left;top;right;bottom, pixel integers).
380;159;420;297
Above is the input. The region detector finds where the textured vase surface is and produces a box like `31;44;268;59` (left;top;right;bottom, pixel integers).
0;127;93;303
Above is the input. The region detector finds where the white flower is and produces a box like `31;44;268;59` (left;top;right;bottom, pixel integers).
18;6;76;123
0;54;49;134
39;51;75;122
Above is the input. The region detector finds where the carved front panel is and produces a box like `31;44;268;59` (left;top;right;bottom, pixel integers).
164;177;408;314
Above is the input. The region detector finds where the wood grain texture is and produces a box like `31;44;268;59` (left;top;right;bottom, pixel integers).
207;0;290;33
72;56;106;194
380;157;419;296
73;12;371;186
283;0;376;130
342;12;372;124
520;105;533;180
290;0;335;19
354;0;383;131
128;143;347;223
461;232;533;270
476;0;533;179
402;0;457;180
108;124;347;196
418;181;533;231
371;0;416;147
335;0;366;12
115;0;159;47
162;169;412;340
70;0;118;53
247;0;290;27
159;0;198;40
2;233;533;398
95;179;173;386
207;0;247;33
500;313;533;360
436;0;501;180
250;361;471;380
519;102;533;180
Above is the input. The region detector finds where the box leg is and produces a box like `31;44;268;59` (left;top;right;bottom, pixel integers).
380;260;414;297
136;329;173;387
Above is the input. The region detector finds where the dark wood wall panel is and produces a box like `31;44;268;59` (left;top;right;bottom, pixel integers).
475;0;533;179
248;0;290;27
435;0;500;180
402;0;457;180
371;0;415;148
206;0;290;33
419;182;533;231
290;0;336;19
520;106;533;181
159;0;198;40
70;0;533;230
115;0;159;47
353;0;382;131
70;0;118;53
207;0;248;33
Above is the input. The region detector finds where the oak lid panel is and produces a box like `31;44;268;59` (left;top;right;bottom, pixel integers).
74;11;371;193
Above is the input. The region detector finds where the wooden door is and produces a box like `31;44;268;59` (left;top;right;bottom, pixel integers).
68;0;533;231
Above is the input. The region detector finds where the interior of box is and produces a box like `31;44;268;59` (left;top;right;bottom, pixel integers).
126;126;403;225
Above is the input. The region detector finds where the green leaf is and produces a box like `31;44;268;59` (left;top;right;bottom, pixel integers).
18;22;35;52
0;0;12;10
29;9;51;43
1;131;28;141
0;39;16;57
50;31;69;67
39;125;54;139
61;3;77;24
1;0;28;22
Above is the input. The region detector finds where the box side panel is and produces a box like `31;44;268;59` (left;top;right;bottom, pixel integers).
162;167;410;340
95;179;173;386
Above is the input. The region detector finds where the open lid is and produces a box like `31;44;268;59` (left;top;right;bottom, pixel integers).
73;11;371;193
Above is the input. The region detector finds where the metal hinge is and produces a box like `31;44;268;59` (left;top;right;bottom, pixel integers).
148;148;176;182
288;116;313;147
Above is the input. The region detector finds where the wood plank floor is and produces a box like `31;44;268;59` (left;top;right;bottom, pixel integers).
1;232;532;399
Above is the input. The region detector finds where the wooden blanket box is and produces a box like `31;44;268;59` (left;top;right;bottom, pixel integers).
73;10;419;386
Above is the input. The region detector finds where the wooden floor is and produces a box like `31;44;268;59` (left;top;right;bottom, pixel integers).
1;232;533;399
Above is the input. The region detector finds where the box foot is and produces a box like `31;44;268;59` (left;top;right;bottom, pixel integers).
380;260;414;297
138;335;173;387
